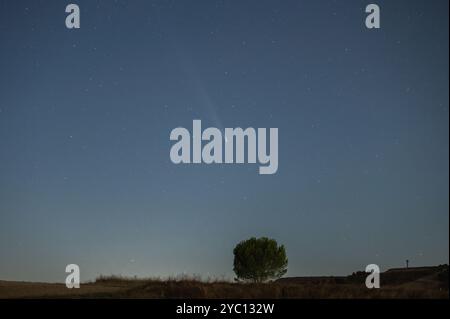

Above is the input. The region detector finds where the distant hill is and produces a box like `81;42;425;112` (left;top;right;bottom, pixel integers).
277;264;449;289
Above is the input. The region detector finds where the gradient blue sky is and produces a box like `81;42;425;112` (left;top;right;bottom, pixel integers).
0;0;448;282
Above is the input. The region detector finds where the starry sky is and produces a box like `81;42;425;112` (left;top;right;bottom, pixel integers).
0;0;448;283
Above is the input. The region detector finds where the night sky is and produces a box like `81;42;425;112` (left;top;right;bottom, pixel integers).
0;0;448;282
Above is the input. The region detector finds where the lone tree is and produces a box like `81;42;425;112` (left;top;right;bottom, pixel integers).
233;237;288;283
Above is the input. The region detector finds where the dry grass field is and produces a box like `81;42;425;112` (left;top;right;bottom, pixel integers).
0;265;447;299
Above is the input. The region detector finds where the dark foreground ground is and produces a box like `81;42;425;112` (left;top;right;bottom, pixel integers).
0;265;448;299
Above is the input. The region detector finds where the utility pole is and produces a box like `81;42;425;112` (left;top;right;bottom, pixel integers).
406;259;409;269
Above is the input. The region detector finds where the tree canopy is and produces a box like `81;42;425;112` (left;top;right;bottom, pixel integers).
233;237;288;283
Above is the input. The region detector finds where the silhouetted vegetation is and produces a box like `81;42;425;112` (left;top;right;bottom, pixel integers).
1;265;448;298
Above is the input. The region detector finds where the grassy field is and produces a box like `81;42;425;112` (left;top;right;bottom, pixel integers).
1;265;448;299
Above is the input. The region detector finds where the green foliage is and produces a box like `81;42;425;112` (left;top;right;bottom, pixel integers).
233;237;288;283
